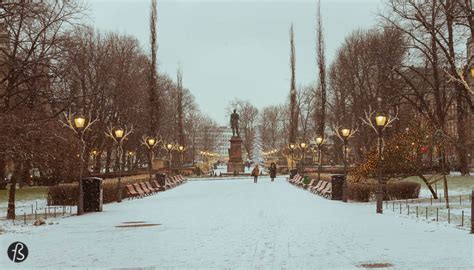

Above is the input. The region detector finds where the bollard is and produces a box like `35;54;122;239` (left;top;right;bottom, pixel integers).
460;195;462;205
24;213;26;225
425;207;428;219
430;196;433;205
436;208;439;222
44;208;47;219
462;210;464;227
400;202;402;214
407;205;410;215
54;207;56;218
439;193;441;203
35;201;38;211
31;205;33;215
34;210;37;220
416;206;418;218
63;206;65;216
70;206;72;214
392;201;395;212
448;208;451;224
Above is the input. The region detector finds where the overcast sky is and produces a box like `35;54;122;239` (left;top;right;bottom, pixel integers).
87;0;383;125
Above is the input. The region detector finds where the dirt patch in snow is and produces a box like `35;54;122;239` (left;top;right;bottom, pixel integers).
358;262;393;269
115;223;161;228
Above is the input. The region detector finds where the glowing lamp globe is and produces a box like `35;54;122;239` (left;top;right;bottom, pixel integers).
147;138;156;147
114;128;124;139
341;128;351;138
375;114;388;127
73;115;86;129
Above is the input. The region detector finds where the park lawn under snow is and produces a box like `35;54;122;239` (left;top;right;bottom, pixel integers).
1;176;473;269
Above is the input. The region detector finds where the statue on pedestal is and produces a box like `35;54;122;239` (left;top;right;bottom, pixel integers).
230;109;240;137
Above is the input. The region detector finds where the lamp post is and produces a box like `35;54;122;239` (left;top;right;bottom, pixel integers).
340;127;351;203
375;110;388;214
315;136;325;182
73;115;86;215
144;137;157;181
165;143;175;171
127;151;136;172
177;145;185;173
90;149;99;173
113;127;124;203
299;142;308;177
105;125;133;203
289;143;296;170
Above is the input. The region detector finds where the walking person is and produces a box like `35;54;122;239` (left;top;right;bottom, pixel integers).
269;162;277;182
251;164;260;183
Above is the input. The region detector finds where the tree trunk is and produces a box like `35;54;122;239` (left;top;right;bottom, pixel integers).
455;86;470;175
7;161;21;220
0;157;6;190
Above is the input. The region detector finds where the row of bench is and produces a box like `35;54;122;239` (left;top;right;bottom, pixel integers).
288;174;333;199
125;175;187;199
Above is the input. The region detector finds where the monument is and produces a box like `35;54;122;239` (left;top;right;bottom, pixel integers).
227;109;244;173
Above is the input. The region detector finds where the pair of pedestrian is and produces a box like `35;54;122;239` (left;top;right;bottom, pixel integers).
251;162;278;183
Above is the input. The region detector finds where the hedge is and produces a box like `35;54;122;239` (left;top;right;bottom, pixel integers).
347;180;420;202
47;175;152;205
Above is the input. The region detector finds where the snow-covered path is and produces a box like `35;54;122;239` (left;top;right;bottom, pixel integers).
1;177;473;269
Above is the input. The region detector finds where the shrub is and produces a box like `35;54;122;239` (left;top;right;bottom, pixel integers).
348;183;375;202
47;175;155;205
385;181;421;200
347;180;420;202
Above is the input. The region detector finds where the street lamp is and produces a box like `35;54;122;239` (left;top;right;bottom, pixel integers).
177;145;186;173
143;136;158;182
113;127;124;203
127;150;136;172
471;67;474;78
73;115;86;215
105;125;133;203
375;109;388;214
61;111;97;215
340;127;352;203
165;143;175;170
299;142;308;177
289;143;296;170
315;136;325;182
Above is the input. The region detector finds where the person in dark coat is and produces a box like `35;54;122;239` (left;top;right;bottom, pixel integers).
269;162;277;182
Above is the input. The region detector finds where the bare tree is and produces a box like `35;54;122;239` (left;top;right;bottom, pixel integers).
289;24;298;144
315;0;327;138
148;0;159;136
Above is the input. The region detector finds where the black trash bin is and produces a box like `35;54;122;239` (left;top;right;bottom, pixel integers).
156;173;167;187
289;169;298;180
331;174;344;200
83;177;103;212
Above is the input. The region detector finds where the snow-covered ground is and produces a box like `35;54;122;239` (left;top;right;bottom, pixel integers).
1;177;473;269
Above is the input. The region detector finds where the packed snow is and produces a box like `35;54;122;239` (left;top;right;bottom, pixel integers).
1;176;473;269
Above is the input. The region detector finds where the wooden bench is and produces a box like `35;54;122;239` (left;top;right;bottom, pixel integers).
152;180;166;191
125;185;140;199
320;182;332;198
315;181;329;195
309;180;323;193
133;183;147;197
145;182;159;193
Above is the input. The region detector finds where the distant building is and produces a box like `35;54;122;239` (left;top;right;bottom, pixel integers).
214;126;233;160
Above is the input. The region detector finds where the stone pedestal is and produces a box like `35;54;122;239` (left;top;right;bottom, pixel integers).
227;136;244;173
